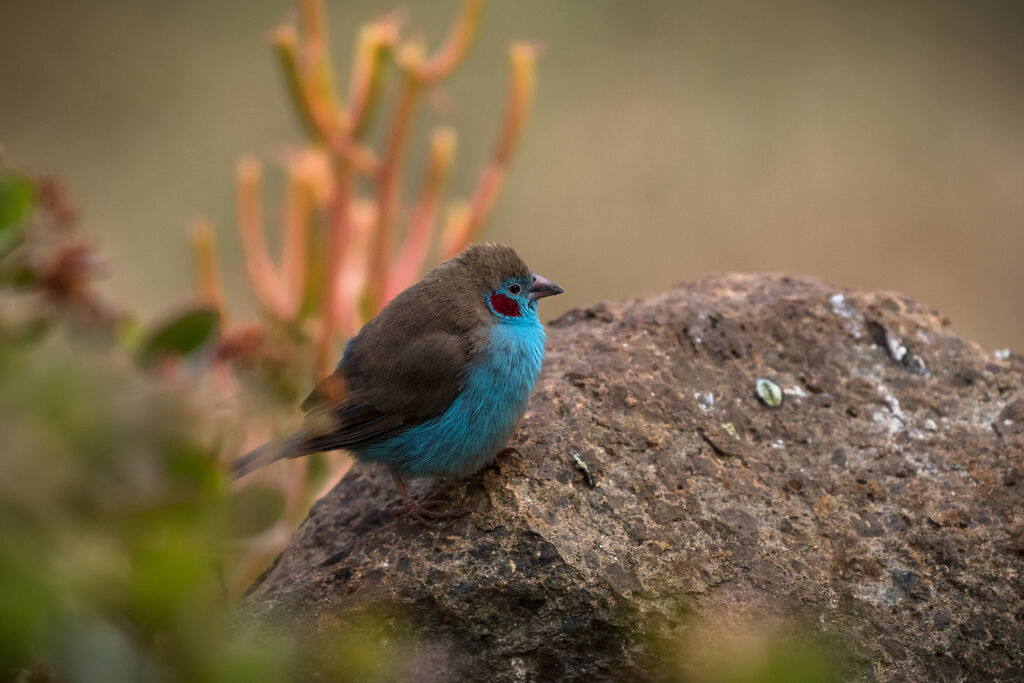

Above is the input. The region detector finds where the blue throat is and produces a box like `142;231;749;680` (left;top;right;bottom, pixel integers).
353;308;547;477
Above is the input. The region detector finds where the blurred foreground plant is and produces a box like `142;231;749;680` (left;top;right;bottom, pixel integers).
650;611;842;683
190;0;537;595
0;0;536;676
0;163;294;680
0;160;420;682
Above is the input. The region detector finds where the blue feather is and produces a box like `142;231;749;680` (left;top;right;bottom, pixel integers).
353;301;547;477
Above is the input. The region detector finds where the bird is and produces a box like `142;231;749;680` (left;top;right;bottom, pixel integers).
231;243;563;519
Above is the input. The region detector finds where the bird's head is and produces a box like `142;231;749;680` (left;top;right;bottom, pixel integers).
455;243;563;322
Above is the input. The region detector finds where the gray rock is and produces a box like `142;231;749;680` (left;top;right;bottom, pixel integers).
242;274;1024;682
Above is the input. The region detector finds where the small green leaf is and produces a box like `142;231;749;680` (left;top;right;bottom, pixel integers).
0;263;37;289
137;305;220;367
0;171;35;257
115;315;142;352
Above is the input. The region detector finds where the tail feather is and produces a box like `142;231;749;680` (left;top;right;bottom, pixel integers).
231;431;307;479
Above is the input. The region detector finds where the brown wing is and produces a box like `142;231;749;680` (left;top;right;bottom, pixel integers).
298;268;490;452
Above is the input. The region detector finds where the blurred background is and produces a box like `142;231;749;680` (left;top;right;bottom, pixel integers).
1;0;1023;350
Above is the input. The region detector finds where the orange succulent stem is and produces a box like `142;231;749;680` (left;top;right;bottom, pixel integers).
299;0;342;117
387;127;456;300
280;162;313;320
347;16;399;139
339;199;377;330
273;26;320;143
418;0;485;82
368;67;421;313
236;158;289;318
299;0;327;60
273;18;346;149
445;43;536;256
189;217;227;324
315;156;353;378
283;28;377;174
440;202;471;261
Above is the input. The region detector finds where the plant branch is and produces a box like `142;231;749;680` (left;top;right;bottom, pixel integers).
314;156;352;378
189;217;226;324
236;158;288;318
442;42;536;258
299;0;343;124
366;42;424;313
417;0;485;82
347;15;400;140
387;127;456;301
280;157;315;321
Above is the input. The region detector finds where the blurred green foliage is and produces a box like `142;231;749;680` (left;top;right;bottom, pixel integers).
0;165;297;681
0;170;33;257
135;305;220;369
651;615;843;683
2;335;252;680
0;103;423;682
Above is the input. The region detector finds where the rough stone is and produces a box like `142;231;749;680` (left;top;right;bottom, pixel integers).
242;274;1024;682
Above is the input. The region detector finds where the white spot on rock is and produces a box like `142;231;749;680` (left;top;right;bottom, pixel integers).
694;391;715;413
786;385;808;398
830;293;863;339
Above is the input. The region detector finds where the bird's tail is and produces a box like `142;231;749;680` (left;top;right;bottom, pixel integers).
231;430;308;479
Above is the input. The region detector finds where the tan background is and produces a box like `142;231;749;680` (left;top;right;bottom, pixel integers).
1;0;1022;350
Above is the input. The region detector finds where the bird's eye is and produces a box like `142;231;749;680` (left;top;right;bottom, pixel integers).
508;283;521;295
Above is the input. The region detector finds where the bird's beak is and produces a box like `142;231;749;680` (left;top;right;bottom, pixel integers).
528;274;564;301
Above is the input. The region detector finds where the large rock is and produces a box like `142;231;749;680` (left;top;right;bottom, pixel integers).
242;274;1024;682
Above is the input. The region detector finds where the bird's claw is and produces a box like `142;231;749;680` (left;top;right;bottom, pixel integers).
497;446;521;458
392;498;467;522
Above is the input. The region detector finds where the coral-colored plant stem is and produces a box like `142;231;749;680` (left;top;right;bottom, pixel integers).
299;0;342;120
338;199;376;331
348;16;399;139
273;26;320;143
367;65;421;313
443;43;536;258
280;160;313;320
236;158;288;317
315;157;352;378
189;217;226;324
273;23;343;149
418;0;485;82
387;127;456;301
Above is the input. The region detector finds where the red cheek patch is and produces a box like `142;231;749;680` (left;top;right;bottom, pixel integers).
489;293;521;317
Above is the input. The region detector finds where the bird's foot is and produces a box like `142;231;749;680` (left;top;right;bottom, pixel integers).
497;446;521;458
390;472;467;522
392;497;467;522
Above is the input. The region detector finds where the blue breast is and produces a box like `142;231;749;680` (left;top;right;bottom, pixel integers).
353;315;547;477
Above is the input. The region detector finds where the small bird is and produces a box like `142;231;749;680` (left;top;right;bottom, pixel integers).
232;243;563;519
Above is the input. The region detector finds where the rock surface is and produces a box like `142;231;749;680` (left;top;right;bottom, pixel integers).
242;274;1024;682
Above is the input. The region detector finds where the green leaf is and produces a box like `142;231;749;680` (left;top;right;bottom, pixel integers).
115;315;142;353
137;305;220;367
0;264;37;289
0;171;35;258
